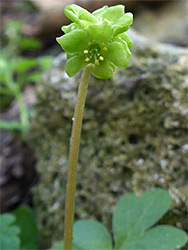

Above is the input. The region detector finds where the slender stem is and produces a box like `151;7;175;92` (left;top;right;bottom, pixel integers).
64;66;91;250
5;73;29;131
15;90;29;130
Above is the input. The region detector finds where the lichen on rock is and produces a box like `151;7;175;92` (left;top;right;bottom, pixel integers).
29;32;188;248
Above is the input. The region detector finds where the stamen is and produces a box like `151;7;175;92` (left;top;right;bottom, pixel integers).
103;47;107;52
84;50;89;54
88;42;92;46
99;56;104;61
95;59;99;66
101;42;105;47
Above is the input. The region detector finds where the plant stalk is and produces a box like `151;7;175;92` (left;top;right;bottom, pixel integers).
64;66;91;250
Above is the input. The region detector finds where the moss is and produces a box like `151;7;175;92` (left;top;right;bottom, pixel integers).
30;42;188;248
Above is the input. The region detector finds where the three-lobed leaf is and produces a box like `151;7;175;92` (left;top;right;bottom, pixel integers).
51;189;187;250
113;188;187;250
119;225;187;250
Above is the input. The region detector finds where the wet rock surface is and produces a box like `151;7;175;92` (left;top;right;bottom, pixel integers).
30;30;188;248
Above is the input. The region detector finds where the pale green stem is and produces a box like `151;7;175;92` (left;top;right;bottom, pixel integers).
5;73;29;130
64;66;91;250
15;90;29;130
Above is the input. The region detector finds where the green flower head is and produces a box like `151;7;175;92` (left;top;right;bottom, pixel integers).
56;4;133;79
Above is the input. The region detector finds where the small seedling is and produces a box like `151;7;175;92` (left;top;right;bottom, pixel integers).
0;20;52;133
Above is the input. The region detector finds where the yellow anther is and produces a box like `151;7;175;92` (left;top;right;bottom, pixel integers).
93;40;96;44
88;42;92;46
103;47;107;52
101;42;105;47
99;56;104;61
84;50;89;54
95;59;99;66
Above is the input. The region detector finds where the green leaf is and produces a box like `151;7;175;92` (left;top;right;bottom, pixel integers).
66;54;86;77
113;188;171;249
37;56;53;70
0;120;26;131
113;12;133;36
93;5;125;23
14;206;38;250
25;72;41;83
87;19;113;44
50;241;82;250
19;37;41;50
72;219;112;250
14;58;36;74
106;41;129;68
0;214;20;250
56;29;89;54
120;225;188;250
50;220;112;250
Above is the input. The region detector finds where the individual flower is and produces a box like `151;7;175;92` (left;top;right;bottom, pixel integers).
57;4;133;79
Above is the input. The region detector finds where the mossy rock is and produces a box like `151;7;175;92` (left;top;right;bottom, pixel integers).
30;31;188;248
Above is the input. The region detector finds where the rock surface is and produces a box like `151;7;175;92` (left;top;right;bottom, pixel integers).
133;1;188;47
30;31;188;248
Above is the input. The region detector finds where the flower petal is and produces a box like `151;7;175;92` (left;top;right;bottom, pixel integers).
118;32;133;48
88;19;113;43
61;23;78;34
66;54;86;77
95;5;125;23
65;4;97;28
113;37;132;58
56;29;89;53
91;61;114;79
106;41;129;68
92;5;108;18
113;13;133;36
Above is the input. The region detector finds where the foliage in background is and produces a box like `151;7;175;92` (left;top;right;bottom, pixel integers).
0;189;187;250
0;206;38;250
0;20;52;132
52;189;187;250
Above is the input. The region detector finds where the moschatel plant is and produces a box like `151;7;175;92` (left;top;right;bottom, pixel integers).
55;4;187;250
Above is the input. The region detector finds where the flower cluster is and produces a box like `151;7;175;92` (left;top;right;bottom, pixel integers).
57;4;133;79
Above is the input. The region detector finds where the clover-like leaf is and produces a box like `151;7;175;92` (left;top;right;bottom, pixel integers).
57;4;133;79
113;188;187;250
72;220;112;250
50;220;112;250
0;214;20;250
119;225;188;250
